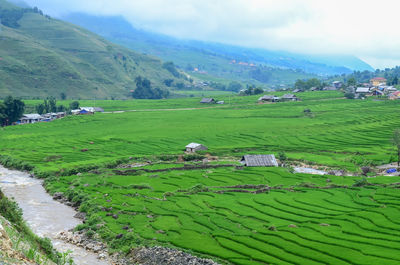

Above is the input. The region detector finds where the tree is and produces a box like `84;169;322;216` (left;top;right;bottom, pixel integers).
163;79;174;87
132;76;169;99
344;92;355;99
48;97;57;113
306;78;322;89
392;129;400;166
347;77;357;87
392;76;398;85
162;62;180;78
0;102;7;126
69;101;80;110
227;81;242;92
294;79;307;90
3;96;24;125
36;103;45;115
252;87;264;95
57;105;66;112
43;99;49;113
60;92;67;100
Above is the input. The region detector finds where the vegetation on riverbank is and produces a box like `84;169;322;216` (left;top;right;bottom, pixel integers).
0;189;66;264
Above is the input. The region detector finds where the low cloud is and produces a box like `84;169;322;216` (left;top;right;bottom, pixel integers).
23;0;400;68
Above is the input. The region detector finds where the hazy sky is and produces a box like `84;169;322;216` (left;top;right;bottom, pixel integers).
22;0;400;69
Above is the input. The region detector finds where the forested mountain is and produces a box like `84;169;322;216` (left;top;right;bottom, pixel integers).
62;13;374;82
0;0;188;99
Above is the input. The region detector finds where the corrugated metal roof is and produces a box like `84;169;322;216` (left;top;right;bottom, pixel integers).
186;143;203;148
200;98;215;103
282;94;297;98
22;114;42;119
258;95;274;101
356;87;370;93
241;155;278;167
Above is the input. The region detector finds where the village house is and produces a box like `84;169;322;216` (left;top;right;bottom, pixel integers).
200;98;216;104
388;91;400;100
371;89;384;96
371;77;387;86
80;107;105;113
71;109;93;115
18;114;42;124
258;95;281;102
292;89;303;93
323;86;337;91
332;81;343;89
384;86;397;94
355;87;370;97
241;155;278;167
281;94;299;101
185;143;208;153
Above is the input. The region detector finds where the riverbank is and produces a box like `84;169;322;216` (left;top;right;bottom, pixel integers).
0;166;111;265
0;190;58;264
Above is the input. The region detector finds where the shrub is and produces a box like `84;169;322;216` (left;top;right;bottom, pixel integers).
344;92;355;99
278;152;287;162
353;177;369;187
183;153;205;161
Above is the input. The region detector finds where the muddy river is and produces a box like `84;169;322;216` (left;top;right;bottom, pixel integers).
0;165;110;265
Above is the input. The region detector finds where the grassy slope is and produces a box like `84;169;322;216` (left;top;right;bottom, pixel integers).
0;3;187;99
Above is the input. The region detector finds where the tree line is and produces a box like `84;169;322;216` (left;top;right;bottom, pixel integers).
34;98;79;114
0;6;48;29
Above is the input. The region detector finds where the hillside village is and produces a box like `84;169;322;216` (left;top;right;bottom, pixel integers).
18;107;104;125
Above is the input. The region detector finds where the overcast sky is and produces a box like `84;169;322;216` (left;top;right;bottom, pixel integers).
21;0;400;69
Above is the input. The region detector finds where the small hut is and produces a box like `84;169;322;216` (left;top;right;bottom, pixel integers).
281;94;299;101
185;143;208;153
200;98;216;104
241;155;278;167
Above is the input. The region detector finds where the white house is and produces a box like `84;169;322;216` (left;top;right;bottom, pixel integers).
19;114;43;124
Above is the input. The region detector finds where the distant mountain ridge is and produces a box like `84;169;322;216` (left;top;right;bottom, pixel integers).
62;13;374;79
0;0;187;99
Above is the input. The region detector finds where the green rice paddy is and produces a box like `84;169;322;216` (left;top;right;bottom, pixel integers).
1;91;400;264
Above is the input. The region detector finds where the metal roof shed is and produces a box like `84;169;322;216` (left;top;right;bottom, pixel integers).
241;155;279;167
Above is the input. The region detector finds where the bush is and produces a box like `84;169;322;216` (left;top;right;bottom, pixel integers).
278;152;287;161
344;92;355;99
353;177;369;187
183;154;205;161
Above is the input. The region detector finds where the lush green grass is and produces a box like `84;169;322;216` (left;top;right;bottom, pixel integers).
1;92;400;264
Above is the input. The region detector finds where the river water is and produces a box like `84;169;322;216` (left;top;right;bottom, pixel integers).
0;166;110;265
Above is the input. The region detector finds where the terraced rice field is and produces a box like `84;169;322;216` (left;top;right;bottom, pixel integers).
1;92;400;264
45;165;400;264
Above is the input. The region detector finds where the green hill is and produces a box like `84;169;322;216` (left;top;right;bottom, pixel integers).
0;0;188;99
